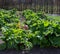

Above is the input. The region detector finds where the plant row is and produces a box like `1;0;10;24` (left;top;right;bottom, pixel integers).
0;9;60;50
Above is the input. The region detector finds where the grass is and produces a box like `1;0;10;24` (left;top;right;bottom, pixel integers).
46;14;60;21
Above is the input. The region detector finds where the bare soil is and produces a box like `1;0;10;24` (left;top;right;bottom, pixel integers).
0;46;60;54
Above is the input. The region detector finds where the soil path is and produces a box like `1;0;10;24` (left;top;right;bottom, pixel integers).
0;47;60;54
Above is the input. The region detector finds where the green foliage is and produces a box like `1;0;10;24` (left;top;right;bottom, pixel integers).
0;9;60;50
22;9;60;48
0;9;19;30
0;27;33;50
0;43;6;50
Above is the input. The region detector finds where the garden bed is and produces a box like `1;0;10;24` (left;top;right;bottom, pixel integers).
0;9;60;52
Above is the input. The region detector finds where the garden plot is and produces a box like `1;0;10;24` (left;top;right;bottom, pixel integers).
0;9;60;51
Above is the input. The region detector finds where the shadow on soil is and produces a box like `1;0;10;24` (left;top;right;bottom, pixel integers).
0;46;60;54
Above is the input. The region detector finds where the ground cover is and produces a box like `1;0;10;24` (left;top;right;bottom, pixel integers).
0;9;60;51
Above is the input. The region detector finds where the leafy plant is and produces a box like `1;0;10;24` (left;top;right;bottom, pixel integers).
0;9;19;30
22;9;60;48
0;9;60;50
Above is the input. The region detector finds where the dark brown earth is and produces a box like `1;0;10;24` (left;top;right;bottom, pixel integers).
0;46;60;54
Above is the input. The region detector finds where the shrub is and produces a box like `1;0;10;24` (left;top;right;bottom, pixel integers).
0;9;60;50
22;9;60;47
0;9;19;30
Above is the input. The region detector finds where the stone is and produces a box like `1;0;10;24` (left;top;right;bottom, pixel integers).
0;39;5;44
